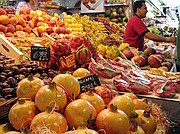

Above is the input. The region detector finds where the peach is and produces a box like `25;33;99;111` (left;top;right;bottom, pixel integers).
36;22;44;27
7;24;15;33
23;8;30;14
13;31;17;37
9;17;18;26
0;8;7;15
17;17;26;27
55;27;63;34
0;24;7;34
23;25;32;34
0;15;9;25
48;20;56;27
16;25;23;31
29;32;36;37
37;26;46;34
29;21;35;29
6;32;14;37
50;32;59;38
46;27;54;34
25;32;30;37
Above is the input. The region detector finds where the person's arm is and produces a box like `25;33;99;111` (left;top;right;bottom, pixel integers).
145;32;176;43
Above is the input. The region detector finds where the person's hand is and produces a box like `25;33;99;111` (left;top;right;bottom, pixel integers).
168;36;176;43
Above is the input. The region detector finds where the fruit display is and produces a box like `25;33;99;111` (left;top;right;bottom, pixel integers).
89;53;180;97
0;83;170;134
105;7;128;24
0;53;61;103
0;4;179;134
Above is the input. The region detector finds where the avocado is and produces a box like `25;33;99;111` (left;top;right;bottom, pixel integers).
117;7;124;14
120;13;126;18
105;9;111;17
110;11;119;19
111;7;117;12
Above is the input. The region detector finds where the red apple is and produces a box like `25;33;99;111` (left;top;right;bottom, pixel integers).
48;20;56;27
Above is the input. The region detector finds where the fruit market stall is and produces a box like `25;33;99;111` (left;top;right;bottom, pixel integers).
0;3;180;133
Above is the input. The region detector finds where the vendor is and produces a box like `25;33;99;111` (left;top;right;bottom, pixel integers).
123;0;176;51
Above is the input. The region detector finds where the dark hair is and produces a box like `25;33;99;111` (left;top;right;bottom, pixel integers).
133;0;146;14
24;0;30;2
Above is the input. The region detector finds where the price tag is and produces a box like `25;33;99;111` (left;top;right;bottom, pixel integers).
78;74;101;92
60;14;64;21
65;54;76;68
31;46;50;61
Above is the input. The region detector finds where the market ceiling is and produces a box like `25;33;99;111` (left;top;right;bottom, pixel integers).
150;0;180;7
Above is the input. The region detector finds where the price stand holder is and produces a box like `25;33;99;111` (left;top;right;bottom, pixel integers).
78;74;101;92
31;46;50;61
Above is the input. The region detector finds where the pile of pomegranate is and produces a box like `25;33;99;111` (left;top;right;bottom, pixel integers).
0;67;169;134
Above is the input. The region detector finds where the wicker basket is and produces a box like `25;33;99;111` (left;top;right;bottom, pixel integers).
0;97;18;123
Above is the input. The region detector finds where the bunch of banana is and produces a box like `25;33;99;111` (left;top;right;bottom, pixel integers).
105;45;120;60
112;22;125;33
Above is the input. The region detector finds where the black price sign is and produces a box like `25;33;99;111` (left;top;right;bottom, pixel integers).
31;46;50;61
78;74;101;92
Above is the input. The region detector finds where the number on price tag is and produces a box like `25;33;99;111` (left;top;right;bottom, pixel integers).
78;74;101;92
31;46;50;61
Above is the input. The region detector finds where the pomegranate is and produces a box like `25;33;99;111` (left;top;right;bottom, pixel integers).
128;126;145;134
35;82;68;112
0;124;16;134
135;109;157;134
8;99;38;131
72;67;91;79
93;85;118;105
64;124;98;134
108;95;136;119
133;98;149;110
96;104;129;134
16;74;44;100
64;99;97;129
30;106;68;134
53;74;80;100
123;92;138;100
78;90;105;114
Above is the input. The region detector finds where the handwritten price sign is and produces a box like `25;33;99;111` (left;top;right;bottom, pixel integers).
78;74;101;92
31;46;50;61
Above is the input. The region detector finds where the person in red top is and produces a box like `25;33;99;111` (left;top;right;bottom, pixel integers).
123;0;176;51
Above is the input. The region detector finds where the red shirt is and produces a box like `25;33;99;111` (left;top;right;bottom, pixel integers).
123;15;149;51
